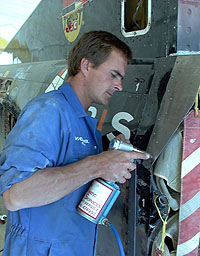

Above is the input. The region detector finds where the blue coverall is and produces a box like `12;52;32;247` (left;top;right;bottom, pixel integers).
0;82;103;255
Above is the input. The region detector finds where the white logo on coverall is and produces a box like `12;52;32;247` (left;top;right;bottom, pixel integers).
75;136;89;146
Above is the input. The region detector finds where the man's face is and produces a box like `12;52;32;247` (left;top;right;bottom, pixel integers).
85;49;128;106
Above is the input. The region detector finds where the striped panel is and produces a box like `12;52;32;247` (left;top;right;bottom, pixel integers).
177;110;200;256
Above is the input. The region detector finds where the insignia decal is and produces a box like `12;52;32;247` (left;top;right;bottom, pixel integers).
62;0;90;42
75;136;89;146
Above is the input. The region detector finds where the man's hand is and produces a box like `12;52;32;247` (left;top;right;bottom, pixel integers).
94;149;150;184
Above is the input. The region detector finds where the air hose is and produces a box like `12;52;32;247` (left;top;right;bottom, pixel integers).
103;219;125;256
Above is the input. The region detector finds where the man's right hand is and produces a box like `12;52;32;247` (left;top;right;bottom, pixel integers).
93;150;151;183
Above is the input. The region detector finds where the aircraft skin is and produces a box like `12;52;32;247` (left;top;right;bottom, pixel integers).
0;0;200;255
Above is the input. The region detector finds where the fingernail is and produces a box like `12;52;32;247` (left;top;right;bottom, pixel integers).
145;153;151;158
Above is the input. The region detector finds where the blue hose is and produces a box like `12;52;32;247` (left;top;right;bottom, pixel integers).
109;224;125;256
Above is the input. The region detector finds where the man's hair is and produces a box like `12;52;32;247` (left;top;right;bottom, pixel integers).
67;30;132;77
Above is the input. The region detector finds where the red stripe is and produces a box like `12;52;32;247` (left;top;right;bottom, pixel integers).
178;201;200;244
62;0;76;9
183;135;200;160
178;110;200;254
58;68;66;77
97;109;108;131
180;167;200;205
182;110;200;160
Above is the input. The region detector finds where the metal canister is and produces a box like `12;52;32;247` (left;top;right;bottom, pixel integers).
109;139;145;153
77;178;120;224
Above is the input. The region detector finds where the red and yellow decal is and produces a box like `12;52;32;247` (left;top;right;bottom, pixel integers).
62;0;90;42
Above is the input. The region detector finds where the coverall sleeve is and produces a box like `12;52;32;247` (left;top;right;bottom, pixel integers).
0;97;65;195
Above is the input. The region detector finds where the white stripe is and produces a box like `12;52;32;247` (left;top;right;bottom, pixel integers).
181;147;200;178
177;232;200;256
179;191;200;221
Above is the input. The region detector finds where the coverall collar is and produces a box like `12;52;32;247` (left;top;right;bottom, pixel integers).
59;82;88;118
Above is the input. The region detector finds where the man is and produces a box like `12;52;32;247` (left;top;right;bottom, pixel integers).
0;31;150;255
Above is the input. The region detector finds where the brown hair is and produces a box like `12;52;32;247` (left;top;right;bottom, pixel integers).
67;30;132;77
